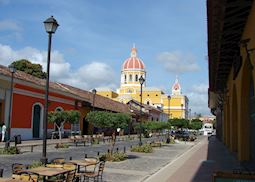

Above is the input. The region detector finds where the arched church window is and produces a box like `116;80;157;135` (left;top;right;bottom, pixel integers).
124;75;127;81
135;75;138;81
129;74;132;82
147;101;150;105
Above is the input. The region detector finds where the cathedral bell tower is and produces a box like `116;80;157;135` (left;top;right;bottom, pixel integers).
119;45;146;94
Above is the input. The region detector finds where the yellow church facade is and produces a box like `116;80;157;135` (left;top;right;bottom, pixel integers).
97;46;189;119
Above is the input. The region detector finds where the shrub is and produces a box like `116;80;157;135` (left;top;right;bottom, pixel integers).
29;161;43;168
130;144;153;153
100;152;127;162
55;143;69;149
150;142;161;147
0;146;20;154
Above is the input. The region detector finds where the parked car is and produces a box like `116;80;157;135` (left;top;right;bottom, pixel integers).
173;130;196;141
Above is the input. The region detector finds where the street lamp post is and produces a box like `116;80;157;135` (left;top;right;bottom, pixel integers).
181;104;184;118
91;89;96;140
167;95;171;119
41;16;59;164
139;75;145;146
6;65;16;148
92;89;97;111
166;95;171;143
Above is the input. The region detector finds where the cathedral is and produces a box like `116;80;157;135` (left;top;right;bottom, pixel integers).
96;46;189;119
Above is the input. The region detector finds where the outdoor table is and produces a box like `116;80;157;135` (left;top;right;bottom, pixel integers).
27;166;70;181
71;159;97;172
0;178;23;182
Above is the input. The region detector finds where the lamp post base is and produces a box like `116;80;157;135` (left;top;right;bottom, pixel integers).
40;157;48;165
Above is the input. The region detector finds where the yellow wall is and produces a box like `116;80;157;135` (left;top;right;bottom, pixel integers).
223;1;255;161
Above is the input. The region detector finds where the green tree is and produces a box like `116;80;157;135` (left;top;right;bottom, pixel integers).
86;111;131;155
143;121;167;134
10;59;47;79
48;110;80;142
188;119;203;130
169;118;189;129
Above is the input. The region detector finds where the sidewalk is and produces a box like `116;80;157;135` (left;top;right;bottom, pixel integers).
145;135;242;182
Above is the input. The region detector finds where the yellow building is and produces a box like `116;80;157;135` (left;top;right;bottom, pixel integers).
208;0;255;162
97;46;189;119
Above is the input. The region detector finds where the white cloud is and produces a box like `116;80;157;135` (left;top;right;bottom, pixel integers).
0;20;21;32
0;43;117;90
157;51;200;74
187;83;210;115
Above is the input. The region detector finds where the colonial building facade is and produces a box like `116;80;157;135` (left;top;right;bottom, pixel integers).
0;65;130;140
97;46;189;119
208;0;255;163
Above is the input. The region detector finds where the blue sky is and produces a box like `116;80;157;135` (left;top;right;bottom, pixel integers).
0;0;209;115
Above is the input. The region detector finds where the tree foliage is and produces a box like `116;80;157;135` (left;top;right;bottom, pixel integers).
86;111;131;155
168;118;203;130
142;121;168;131
10;59;47;79
188;119;203;130
48;110;80;141
86;111;130;130
169;118;189;129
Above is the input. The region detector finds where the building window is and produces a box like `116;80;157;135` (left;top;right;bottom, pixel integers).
129;74;132;82
124;75;127;82
156;94;158;96
135;75;138;81
147;101;150;105
147;94;149;96
106;94;109;97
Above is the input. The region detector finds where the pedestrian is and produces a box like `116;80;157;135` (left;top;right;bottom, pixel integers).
1;123;6;142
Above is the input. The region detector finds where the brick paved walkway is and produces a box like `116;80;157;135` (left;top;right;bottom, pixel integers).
145;135;242;182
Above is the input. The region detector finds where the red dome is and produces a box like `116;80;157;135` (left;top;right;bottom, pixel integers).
122;47;145;70
122;57;145;70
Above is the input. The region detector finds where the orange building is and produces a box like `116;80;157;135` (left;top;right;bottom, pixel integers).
0;65;130;140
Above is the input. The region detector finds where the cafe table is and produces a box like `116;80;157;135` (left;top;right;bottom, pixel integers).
27;166;70;181
71;159;97;172
0;178;23;182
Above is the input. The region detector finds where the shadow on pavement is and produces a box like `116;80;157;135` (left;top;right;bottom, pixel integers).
127;154;140;159
191;135;242;182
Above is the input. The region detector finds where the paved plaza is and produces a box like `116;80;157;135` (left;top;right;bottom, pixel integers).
0;136;200;181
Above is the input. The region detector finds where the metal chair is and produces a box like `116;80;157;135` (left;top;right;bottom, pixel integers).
66;170;76;182
50;158;65;164
12;163;28;174
16;171;39;182
83;161;105;182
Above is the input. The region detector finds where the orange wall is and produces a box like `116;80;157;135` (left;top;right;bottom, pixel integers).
12;92;76;129
15;84;75;101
